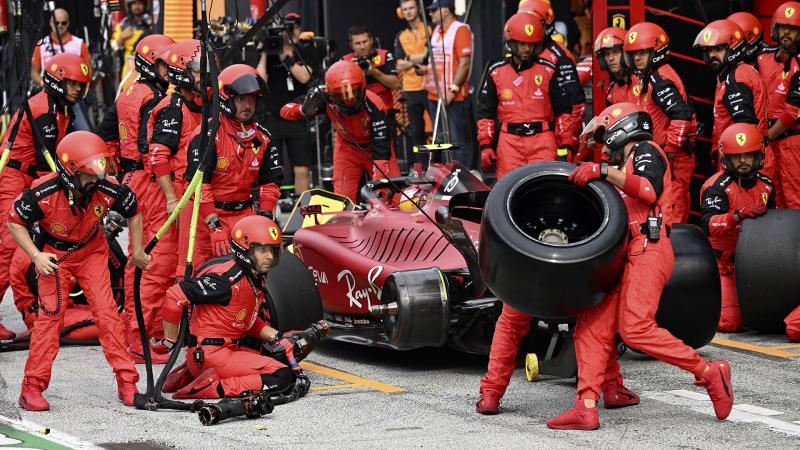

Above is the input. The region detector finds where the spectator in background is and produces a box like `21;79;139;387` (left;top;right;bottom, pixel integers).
394;0;430;163
112;0;153;89
31;8;90;87
343;25;401;110
419;0;473;167
257;12;314;195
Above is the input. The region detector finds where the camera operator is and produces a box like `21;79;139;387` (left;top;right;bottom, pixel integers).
257;13;314;195
342;25;401;110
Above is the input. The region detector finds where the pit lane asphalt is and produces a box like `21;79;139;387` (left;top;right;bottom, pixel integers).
2;289;800;449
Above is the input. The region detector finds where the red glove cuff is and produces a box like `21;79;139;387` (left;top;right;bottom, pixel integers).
280;103;304;121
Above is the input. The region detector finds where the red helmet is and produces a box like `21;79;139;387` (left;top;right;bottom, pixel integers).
624;22;670;70
325;60;366;110
727;12;763;57
693;20;745;69
218;64;267;120
134;34;175;80
230;215;283;272
518;0;554;35
594;27;628;72
718;123;764;174
505;12;544;44
581;102;653;166
56;131;117;192
772;2;800;42
164;39;202;90
43;53;91;101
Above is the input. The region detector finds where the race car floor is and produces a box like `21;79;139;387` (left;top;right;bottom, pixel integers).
1;289;800;449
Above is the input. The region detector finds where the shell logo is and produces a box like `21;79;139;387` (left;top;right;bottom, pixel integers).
216;157;229;169
119;123;127;141
142;45;150;55
754;27;760;36
235;309;247;322
703;30;712;43
501;89;513;100
628;32;637;44
269;227;279;240
234;229;242;239
80;64;89;76
61;153;69;162
611;108;622;117
51;223;66;233
786;7;796;18
735;132;747;146
50;64;58;73
660;34;666;43
372;54;382;65
734;31;741;40
524;24;535;36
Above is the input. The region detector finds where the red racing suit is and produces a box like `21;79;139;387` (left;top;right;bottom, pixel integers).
342;48;397;109
162;257;295;398
712;63;775;179
10;245;97;341
9;173;140;391
540;39;585;142
146;92;202;279
183;114;283;267
476;57;574;179
95;78;168;351
281;90;400;201
630;66;698;224
0;92;70;309
573;141;707;402
700;171;776;332
759;48;800;207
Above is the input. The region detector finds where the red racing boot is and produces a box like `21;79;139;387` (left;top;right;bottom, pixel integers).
694;360;734;420
475;391;501;415
0;322;16;340
162;361;194;393
602;382;640;409
117;377;139;406
173;368;223;399
547;401;600;430
19;379;49;411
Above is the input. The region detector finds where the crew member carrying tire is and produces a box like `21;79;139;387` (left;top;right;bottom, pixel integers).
700;123;776;333
95;33;176;364
547;103;734;430
476;12;575;179
183;64;283;266
0;53;90;340
624;23;698;224
7;131;150;411
157;215;320;401
281;60;400;202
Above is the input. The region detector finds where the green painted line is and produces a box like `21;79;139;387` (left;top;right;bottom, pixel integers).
0;422;73;450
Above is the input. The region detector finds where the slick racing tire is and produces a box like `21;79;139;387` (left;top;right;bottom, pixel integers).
379;268;450;348
736;209;800;333
480;162;628;319
265;251;324;331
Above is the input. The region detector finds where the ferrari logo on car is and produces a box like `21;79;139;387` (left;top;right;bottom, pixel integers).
269;227;279;240
534;75;543;86
525;24;535;36
628;31;637;44
735;132;747;146
94;205;104;217
80;64;89;76
787;7;796;18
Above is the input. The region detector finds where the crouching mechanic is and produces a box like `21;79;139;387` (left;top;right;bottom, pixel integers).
184;64;283;263
8;131;150;411
157;215;322;400
477;12;576;178
700;123;776;332
281;60;400;202
547;103;734;430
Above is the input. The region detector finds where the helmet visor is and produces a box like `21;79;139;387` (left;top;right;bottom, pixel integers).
330;83;364;108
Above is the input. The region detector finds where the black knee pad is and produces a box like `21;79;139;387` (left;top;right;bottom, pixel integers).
260;367;296;394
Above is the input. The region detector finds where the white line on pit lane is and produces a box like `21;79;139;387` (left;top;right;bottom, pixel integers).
0;414;102;449
642;390;800;438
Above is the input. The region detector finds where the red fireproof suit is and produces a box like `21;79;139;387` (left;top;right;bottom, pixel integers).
759;49;800;208
574;141;707;402
476;56;575;179
540;39;585;139
162;258;295;398
147;92;202;279
281;90;400;201
630;66;697;224
184;114;283;264
10;246;97;341
9;174;140;391
712;63;775;179
96;78;168;352
700;171;776;332
0;92;70;311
